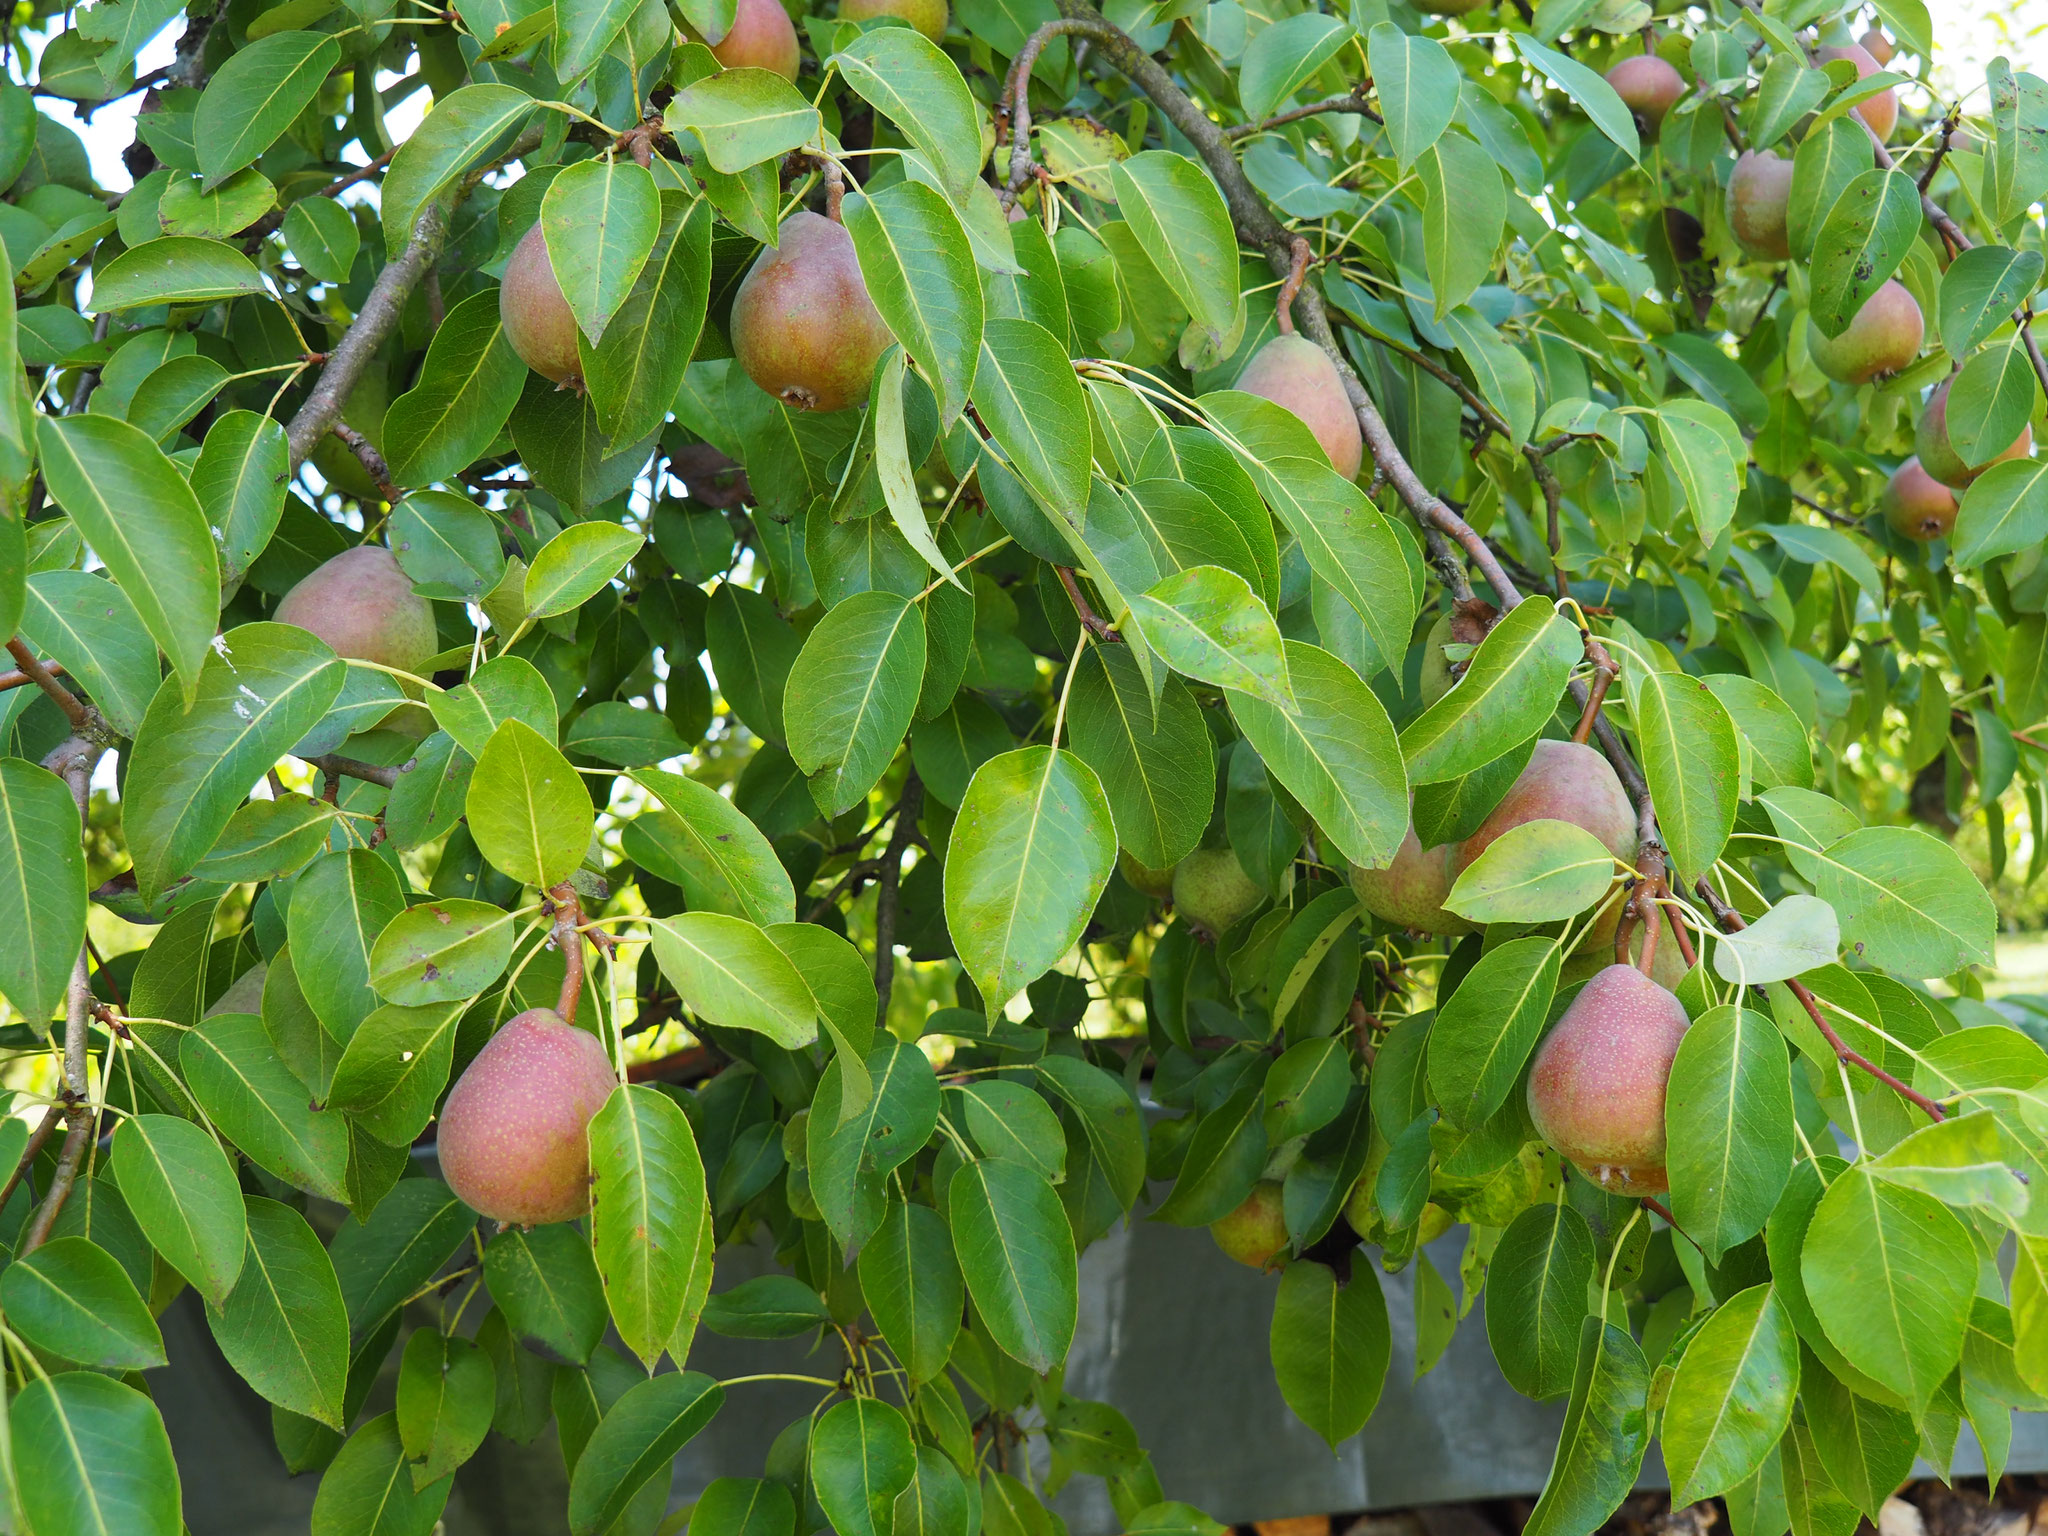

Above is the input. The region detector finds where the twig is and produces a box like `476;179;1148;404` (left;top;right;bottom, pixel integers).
5;641;101;740
548;883;587;1025
822;156;845;222
0;660;63;693
1055;566;1123;643
1275;237;1311;335
1573;632;1620;745
0;1104;63;1216
303;752;409;788
331;420;399;502
1222;89;1381;140
1694;878;1945;1123
871;773;924;1030
1001;17;1122;205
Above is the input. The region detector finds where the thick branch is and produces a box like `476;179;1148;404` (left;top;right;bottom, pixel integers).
871;774;925;1030
1695;879;1945;1123
1001;17;1122;203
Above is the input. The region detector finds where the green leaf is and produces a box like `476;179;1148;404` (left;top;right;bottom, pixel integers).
1801;1165;1975;1409
1712;894;1840;986
958;1081;1064;1179
1241;12;1349;123
700;1275;831;1339
1625;653;1740;881
1155;1082;1265;1226
589;1083;712;1369
110;1112;246;1307
431;653;557;755
1514;32;1638;160
182;1013;351;1202
1939;244;2044;357
1418;134;1504;319
36;412;221;703
648;911;818;1047
670;70;820;175
484;1223;607;1365
626;766;795;925
330;1178;475;1338
205;1196;349;1429
1401;598;1579;784
395;1330;494;1489
836;28;982;198
1066;644;1212;871
970;317;1091;526
1801;1357;1917;1522
1744;54;1831;151
1427;934;1559;1128
1128;565;1292;708
785;589;925;817
845;182;983;429
193;410;288;586
88;235;269;309
1446;819;1616;923
858;1198;964;1384
542;157;660;344
1665;1006;1794;1265
368;898;516;1006
1990;62;2048;226
1367;24;1459;170
389;491;506;602
948;1157;1077;1373
809;1042;938;1245
566;1373;723;1535
1808;825;1996;978
1269;1259;1390;1450
1869;1111;2029;1222
282;194;357;284
1;1235;166;1369
1486;1200;1595;1399
811;1396;917;1536
287;848;408;1044
688;1479;796;1536
586;193;712;446
525;519;644;619
0;756;82;1025
12;1373;181;1536
1111;151;1240;358
193;31;339;188
943;746;1115;1015
1663;1285;1800;1502
467;719;594;888
1955;456;2048;568
380;84;536;248
311;1413;453;1535
1809;169;1922;339
1521;1318;1651;1536
325;1000;465;1145
1658;399;1744;547
385;292;526;487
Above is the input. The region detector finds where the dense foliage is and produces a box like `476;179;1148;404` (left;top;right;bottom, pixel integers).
0;0;2035;1528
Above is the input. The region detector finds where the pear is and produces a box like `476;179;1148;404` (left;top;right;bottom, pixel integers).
731;211;895;414
1915;374;2032;490
1881;457;1959;543
1234;334;1363;481
1450;739;1637;943
1350;826;1472;936
1210;1181;1288;1268
1605;55;1686;134
499;222;582;386
837;0;945;41
1727;150;1793;261
276;546;438;674
1817;43;1896;140
707;0;801;79
436;1008;619;1226
1172;847;1264;937
1807;279;1923;385
1526;964;1689;1195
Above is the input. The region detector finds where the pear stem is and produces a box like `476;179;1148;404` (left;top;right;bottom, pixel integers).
549;883;587;1026
821;156;845;222
1274;237;1310;336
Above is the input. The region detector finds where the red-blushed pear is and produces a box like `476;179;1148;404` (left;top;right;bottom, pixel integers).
500;222;582;386
1233;335;1363;481
1817;43;1896;140
1881;456;1959;542
1727;150;1794;260
1859;28;1894;65
706;0;801;78
275;545;438;674
1605;54;1686;134
1807;278;1923;384
1210;1181;1288;1268
436;1008;620;1227
837;0;945;41
1526;964;1689;1196
1172;847;1263;938
731;210;895;413
1350;826;1474;936
1450;739;1637;942
1915;374;2033;489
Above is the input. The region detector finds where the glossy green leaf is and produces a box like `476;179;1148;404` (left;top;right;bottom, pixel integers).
287;848;408;1044
205;1196;349;1429
1428;935;1560;1129
669;70;820;175
1663;1285;1800;1502
589;1083;713;1369
12;1373;181;1536
385;292;526;488
1485;1200;1595;1400
949;1157;1078;1373
785;589;925;817
1368;24;1460;170
1446;819;1615;923
649;911;818;1047
467;719;594;888
1401;598;1579;784
110;1112;247;1307
1665;1006;1794;1264
566;1373;723;1535
2;1236;166;1369
194;31;339;188
183;1013;351;1202
1269;1259;1390;1450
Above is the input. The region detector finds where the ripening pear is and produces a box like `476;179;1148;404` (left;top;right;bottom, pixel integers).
1526;964;1689;1196
1726;150;1794;261
707;0;801;78
1807;279;1922;385
1234;335;1363;481
1450;739;1636;942
1119;850;1177;901
1350;826;1473;936
1605;55;1686;133
500;222;582;386
1881;457;1959;542
276;546;438;674
1172;847;1264;937
436;1008;619;1226
837;0;945;41
1915;374;2032;489
1210;1181;1288;1268
731;211;895;414
1859;28;1894;65
1818;43;1896;140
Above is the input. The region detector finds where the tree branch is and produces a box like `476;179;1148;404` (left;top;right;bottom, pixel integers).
331;419;399;502
1055;566;1123;642
1222;89;1381;140
303;751;409;788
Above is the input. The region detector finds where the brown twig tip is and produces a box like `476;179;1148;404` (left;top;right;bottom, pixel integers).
1573;632;1621;745
1055;566;1124;643
1275;237;1311;336
4;638;100;737
821;156;845;222
331;419;398;503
